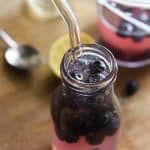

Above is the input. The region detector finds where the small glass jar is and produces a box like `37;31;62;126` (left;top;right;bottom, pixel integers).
97;0;150;68
26;0;59;21
50;44;121;150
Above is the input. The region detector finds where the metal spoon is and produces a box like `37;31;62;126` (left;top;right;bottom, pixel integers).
0;29;43;70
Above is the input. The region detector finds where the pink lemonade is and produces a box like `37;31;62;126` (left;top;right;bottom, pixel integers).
52;124;119;150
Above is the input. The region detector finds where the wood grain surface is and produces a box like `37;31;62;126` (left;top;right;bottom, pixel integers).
0;0;149;150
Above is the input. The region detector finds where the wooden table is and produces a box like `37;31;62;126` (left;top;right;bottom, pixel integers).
0;0;149;150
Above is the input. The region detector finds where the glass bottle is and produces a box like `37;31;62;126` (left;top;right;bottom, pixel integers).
26;0;73;21
50;44;121;150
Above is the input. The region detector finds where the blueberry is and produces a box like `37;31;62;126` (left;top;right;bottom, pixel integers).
85;110;114;133
70;72;84;81
132;28;145;42
117;22;134;37
51;93;63;123
86;133;104;145
55;126;65;141
60;107;75;131
139;12;149;22
75;73;84;81
118;4;132;12
72;111;93;135
88;73;104;83
98;112;112;128
70;72;76;78
124;80;139;96
63;133;79;143
60;108;89;135
85;120;97;133
105;113;120;136
89;61;105;74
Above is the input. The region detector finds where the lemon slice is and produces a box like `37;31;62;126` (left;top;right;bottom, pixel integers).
48;33;95;78
25;0;59;21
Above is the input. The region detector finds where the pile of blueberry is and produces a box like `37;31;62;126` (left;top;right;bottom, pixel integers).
117;21;147;42
87;61;106;83
114;3;150;42
68;55;109;83
51;87;120;145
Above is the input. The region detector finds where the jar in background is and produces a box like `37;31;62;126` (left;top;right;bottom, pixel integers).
97;0;150;68
25;0;59;21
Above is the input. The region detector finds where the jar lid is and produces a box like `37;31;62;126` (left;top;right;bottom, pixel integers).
112;0;150;9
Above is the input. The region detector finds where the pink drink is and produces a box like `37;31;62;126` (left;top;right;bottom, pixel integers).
98;21;150;61
52;123;119;150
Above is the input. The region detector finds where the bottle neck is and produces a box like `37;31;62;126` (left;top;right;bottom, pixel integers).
61;44;118;94
61;81;115;97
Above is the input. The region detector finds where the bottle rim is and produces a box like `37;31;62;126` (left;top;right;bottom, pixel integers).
61;44;118;93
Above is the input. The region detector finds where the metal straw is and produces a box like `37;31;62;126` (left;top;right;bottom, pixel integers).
51;0;81;50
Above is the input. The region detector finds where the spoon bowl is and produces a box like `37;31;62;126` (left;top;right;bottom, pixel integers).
4;45;43;70
0;29;43;70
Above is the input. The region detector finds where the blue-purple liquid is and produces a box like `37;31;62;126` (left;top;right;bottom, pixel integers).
68;54;110;83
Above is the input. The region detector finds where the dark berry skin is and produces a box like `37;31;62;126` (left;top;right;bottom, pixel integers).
132;27;145;42
117;20;146;42
117;22;134;38
86;133;104;145
124;80;139;96
55;125;79;143
139;12;149;22
60;107;96;136
55;125;65;141
63;133;79;143
105;113;120;136
117;4;132;12
89;61;105;74
88;74;102;83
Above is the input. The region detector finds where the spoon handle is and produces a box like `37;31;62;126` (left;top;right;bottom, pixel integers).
0;29;18;47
